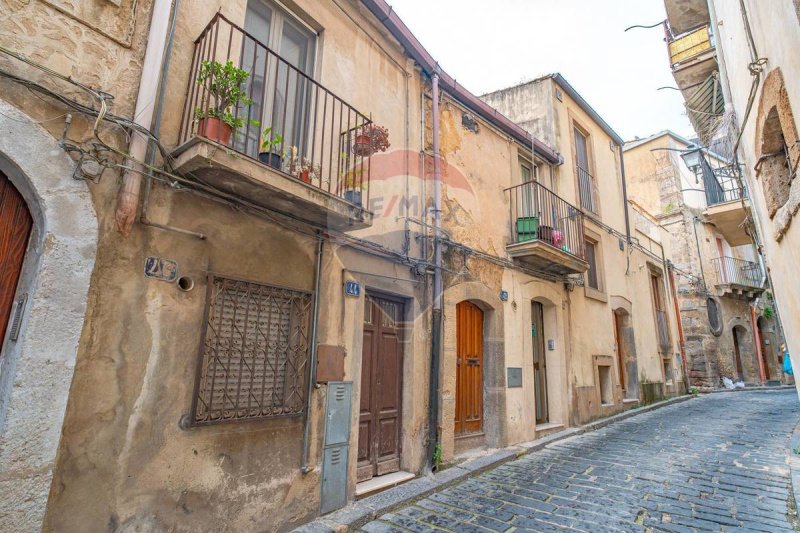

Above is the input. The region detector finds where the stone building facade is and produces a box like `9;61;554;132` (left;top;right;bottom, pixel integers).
658;0;796;391
624;131;783;388
0;1;684;531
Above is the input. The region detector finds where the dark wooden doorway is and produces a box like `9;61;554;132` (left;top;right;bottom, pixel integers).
0;171;32;353
532;301;548;424
614;311;626;393
358;294;404;482
455;301;483;436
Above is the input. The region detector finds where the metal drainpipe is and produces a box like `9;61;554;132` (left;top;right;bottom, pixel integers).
619;147;632;244
139;0;205;240
427;72;443;472
692;216;708;290
301;235;324;474
114;0;173;236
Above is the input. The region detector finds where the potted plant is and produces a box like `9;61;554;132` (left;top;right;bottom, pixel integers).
352;123;390;157
342;165;367;206
288;148;321;185
194;60;258;145
259;127;284;169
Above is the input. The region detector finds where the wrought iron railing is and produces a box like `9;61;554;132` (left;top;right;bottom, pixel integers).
655;309;671;352
576;166;597;214
667;24;714;67
711;256;763;288
180;14;372;208
506;180;585;260
703;167;746;206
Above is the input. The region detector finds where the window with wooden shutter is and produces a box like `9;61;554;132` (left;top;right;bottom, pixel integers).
192;275;313;425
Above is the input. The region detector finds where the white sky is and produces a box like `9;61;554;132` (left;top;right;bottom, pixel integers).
388;0;694;141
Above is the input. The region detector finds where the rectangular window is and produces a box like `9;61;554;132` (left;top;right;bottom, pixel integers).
192;276;313;425
240;0;317;157
585;240;599;290
650;271;670;352
574;127;596;213
519;157;537;183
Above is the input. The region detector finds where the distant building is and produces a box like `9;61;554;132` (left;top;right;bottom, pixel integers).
625;130;784;388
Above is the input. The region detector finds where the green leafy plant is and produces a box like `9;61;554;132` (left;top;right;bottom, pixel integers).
763;306;774;319
793;446;800;455
688;386;699;395
432;442;443;471
260;127;284;154
194;60;258;130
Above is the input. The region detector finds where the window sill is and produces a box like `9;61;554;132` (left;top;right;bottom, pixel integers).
584;286;608;303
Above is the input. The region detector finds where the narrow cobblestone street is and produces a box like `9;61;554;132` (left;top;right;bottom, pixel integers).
362;391;800;533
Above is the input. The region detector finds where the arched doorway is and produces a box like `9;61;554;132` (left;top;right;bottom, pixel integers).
0;171;32;350
732;325;747;381
455;301;483;437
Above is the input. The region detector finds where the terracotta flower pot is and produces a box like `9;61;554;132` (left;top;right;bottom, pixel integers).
198;117;232;145
298;169;311;183
353;134;372;157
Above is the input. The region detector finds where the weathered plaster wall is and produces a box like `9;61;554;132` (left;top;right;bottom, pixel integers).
1;0;432;530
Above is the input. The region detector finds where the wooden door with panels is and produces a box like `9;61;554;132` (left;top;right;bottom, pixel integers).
0;171;32;353
532;301;548;424
358;294;404;482
455;301;484;436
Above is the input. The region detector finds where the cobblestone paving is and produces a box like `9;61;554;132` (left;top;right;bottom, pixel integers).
361;391;800;532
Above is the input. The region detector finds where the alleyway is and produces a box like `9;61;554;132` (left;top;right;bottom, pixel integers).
361;391;800;533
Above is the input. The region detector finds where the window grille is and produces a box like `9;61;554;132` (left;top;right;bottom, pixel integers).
192;275;313;425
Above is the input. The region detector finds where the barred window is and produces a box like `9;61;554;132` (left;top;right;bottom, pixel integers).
192;275;313;425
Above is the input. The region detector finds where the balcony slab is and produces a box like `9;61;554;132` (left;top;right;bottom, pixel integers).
507;240;588;276
171;137;372;231
705;199;751;245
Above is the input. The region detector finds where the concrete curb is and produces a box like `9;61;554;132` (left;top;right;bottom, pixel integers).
293;394;695;532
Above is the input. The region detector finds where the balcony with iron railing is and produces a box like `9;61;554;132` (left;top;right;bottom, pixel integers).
667;24;714;68
711;256;764;298
665;23;718;93
171;14;373;229
701;160;751;245
505;180;588;276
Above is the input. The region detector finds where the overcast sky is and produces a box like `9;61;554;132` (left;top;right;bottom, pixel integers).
389;0;694;142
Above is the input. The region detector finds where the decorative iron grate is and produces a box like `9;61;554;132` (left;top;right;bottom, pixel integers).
192;275;313;425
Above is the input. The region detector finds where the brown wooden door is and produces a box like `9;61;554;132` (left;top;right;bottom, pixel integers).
455;301;483;436
357;294;404;482
733;327;745;381
614;312;626;392
532;302;548;424
0;172;32;352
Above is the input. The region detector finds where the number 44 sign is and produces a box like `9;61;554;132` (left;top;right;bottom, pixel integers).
344;280;360;297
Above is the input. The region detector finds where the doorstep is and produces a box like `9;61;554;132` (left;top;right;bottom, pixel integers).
355;471;415;499
534;421;564;438
293;393;695;532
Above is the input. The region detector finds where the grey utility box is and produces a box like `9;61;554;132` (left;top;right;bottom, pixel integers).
320;381;352;515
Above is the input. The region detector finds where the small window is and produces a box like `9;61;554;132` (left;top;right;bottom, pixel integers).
519;157;537;183
585;240;599;290
598;365;612;405
707;297;722;336
192;276;313;425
